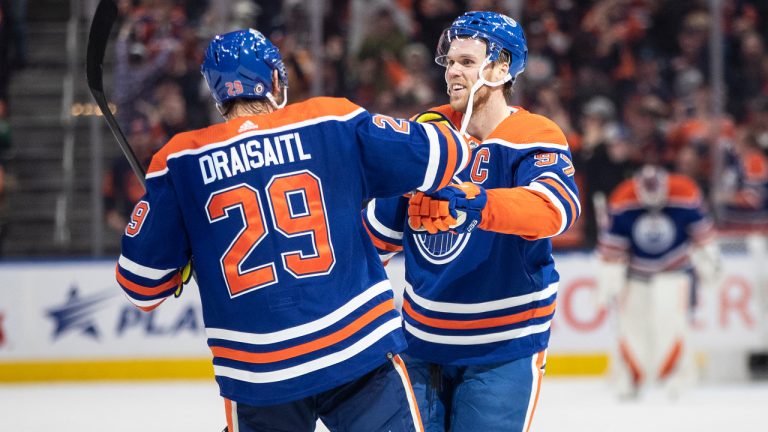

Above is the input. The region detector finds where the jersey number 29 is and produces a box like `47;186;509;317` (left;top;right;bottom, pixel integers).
206;170;335;298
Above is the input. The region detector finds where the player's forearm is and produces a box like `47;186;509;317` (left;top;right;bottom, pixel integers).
478;188;562;239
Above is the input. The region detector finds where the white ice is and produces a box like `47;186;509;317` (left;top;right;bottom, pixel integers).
1;377;767;431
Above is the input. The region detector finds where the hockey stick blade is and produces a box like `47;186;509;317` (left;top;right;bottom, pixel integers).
86;0;146;188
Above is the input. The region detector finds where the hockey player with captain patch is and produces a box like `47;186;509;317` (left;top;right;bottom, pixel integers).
363;11;580;432
115;28;472;432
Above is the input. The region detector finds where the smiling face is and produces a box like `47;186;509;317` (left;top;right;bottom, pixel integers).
443;38;508;113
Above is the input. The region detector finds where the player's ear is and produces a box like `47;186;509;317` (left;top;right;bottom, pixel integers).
494;61;509;81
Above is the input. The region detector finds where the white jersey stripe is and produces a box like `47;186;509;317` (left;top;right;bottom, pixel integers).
118;255;176;280
213;318;402;383
229;400;240;432
205;280;392;345
484;139;569;151
122;293;165;309
452;127;470;172
418;123;441;192
366;200;403;240
146;108;367;178
405;282;557;314
404;320;551;345
526;182;567;236
534;172;581;215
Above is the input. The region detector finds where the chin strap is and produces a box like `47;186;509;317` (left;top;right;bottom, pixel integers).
459;56;512;136
266;86;288;110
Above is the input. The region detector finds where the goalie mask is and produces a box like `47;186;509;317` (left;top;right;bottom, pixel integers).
201;28;288;110
634;165;669;209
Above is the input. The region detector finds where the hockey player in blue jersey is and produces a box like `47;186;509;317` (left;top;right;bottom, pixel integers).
596;164;720;399
363;12;580;432
116;28;472;432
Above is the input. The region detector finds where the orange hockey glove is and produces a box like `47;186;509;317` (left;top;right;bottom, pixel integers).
408;191;457;234
414;182;487;234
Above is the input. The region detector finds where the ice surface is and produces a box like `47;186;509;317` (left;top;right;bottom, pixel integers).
1;377;767;431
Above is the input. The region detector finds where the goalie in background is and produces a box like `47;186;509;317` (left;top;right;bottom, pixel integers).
596;164;721;399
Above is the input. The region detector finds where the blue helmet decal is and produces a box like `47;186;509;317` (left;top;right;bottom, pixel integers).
201;29;288;106
436;11;528;80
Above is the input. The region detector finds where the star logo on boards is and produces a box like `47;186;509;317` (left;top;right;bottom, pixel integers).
238;120;259;133
45;285;115;341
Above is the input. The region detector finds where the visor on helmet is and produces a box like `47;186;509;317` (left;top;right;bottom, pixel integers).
435;28;506;67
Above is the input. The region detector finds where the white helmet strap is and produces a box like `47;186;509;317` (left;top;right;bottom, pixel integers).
266;86;288;110
459;55;512;136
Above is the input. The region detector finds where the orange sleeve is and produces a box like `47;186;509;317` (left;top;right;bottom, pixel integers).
478;188;562;239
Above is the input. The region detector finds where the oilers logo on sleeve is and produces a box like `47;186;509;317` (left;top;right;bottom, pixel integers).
364;104;580;366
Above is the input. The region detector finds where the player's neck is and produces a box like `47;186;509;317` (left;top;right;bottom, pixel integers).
224;101;275;121
465;95;509;141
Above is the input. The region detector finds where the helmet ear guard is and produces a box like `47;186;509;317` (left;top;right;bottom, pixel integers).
201;28;289;111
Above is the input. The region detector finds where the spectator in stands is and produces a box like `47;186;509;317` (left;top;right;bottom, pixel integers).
669;10;710;92
0;0;11;101
720;129;768;227
623;92;670;167
394;42;436;112
728;31;768;122
667;85;736;193
113;0;184;130
579;112;639;245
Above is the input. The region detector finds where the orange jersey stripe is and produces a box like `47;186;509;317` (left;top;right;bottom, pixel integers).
211;299;395;364
525;350;547;432
538;178;578;227
363;222;403;253
224;399;234;432
433;123;459;189
392;354;424;432
137;299;166;312
116;265;181;297
402;299;556;330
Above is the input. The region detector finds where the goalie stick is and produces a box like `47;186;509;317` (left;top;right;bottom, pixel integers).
86;0;193;296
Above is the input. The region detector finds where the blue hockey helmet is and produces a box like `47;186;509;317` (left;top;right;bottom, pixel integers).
435;11;528;81
201;29;288;108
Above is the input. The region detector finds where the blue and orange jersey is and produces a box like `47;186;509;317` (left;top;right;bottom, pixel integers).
598;174;714;277
363;105;580;365
115;97;469;406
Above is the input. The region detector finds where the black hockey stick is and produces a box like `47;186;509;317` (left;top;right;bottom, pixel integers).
86;0;146;188
86;0;194;296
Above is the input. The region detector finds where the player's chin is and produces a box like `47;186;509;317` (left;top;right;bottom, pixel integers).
449;96;468;113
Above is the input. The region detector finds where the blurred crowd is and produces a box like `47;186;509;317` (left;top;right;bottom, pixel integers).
0;0;26;255
103;0;768;249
